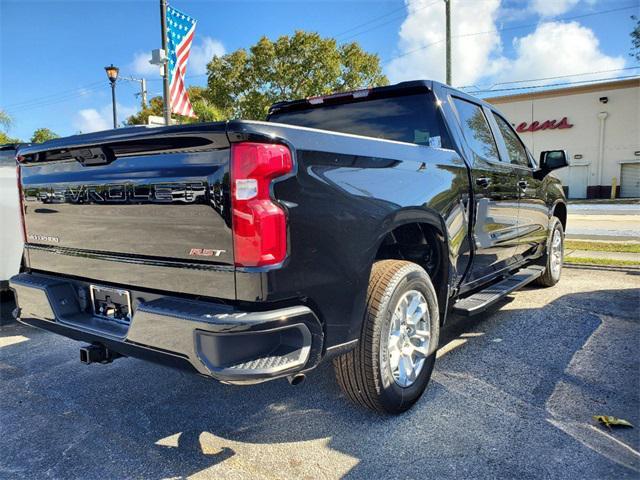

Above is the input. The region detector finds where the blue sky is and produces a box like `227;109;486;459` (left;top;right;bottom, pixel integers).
1;0;638;140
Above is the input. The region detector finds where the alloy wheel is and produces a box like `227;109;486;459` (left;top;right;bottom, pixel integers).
385;290;431;387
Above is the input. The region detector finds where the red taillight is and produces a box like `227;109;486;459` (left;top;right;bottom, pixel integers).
16;164;27;243
230;142;293;267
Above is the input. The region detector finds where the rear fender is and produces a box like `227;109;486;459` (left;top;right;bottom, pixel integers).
368;207;451;324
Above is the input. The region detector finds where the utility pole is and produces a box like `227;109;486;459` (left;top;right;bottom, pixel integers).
141;78;148;108
444;0;452;86
160;0;171;125
121;76;148;108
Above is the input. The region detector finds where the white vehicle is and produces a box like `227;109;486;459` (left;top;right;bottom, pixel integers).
0;145;23;289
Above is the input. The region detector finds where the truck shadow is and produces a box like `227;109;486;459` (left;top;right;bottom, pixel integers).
1;282;638;479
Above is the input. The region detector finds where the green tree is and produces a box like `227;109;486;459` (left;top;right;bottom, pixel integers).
126;95;163;125
30;127;59;143
632;15;640;61
0;109;11;131
206;31;388;120
0;110;21;144
126;86;223;125
0;132;21;145
180;86;225;123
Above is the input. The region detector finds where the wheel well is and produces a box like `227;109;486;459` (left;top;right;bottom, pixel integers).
375;223;448;319
553;202;567;230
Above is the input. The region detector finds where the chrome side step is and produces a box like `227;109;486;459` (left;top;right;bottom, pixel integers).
453;266;545;316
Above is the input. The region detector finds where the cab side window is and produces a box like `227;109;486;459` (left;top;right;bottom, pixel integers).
492;113;530;168
451;97;499;163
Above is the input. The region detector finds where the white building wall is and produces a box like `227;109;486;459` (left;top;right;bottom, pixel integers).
488;81;640;198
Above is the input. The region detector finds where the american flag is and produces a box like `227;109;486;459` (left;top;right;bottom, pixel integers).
166;5;196;118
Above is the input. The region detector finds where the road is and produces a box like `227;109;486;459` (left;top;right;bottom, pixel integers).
567;204;640;240
1;266;639;479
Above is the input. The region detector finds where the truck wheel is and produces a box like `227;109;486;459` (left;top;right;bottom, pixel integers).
333;260;440;414
535;217;564;287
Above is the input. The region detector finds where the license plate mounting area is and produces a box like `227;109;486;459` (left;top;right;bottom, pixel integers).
90;285;132;324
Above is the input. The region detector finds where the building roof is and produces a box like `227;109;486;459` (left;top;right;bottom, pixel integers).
485;77;640;104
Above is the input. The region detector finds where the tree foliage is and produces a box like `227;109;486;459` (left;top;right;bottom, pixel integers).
125;31;387;124
126;96;164;125
632;15;640;61
0;132;21;145
0;110;21;144
126;86;224;125
206;31;388;120
0;109;12;131
30;127;59;143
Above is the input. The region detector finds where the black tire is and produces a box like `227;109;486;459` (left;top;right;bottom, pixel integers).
333;260;440;414
535;217;564;287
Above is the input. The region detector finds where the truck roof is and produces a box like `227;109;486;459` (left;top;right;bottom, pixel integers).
267;79;488;117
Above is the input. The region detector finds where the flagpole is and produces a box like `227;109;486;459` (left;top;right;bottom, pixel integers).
160;0;171;125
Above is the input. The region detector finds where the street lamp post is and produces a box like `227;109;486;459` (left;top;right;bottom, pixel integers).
104;64;120;128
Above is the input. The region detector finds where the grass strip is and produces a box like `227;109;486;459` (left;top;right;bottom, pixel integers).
565;241;640;253
565;256;640;267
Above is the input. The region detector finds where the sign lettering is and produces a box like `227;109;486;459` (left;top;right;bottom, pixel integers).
516;116;573;133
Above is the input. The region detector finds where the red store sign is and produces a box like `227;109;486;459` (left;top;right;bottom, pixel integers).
516;116;574;133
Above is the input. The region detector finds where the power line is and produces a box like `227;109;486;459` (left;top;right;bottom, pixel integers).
2;81;104;110
381;4;638;65
338;1;441;42
469;74;640;96
3;77;150;114
333;2;409;38
457;66;640;90
3;87;106;115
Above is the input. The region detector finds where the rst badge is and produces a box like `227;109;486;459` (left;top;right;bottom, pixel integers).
189;248;226;257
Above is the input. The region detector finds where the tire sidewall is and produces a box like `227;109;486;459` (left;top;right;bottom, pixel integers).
377;267;440;412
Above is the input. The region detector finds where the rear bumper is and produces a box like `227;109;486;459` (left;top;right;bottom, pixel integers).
9;272;324;384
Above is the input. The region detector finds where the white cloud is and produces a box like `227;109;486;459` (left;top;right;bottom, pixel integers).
387;1;625;89
73;103;138;133
530;0;580;17
386;0;503;86
74;109;109;133
189;36;225;75
504;21;626;84
130;51;159;76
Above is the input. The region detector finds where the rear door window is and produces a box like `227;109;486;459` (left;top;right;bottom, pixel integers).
492;113;530;168
451;98;499;163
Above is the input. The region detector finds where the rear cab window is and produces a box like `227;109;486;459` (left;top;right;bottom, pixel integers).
268;92;454;149
450;97;500;163
491;112;531;168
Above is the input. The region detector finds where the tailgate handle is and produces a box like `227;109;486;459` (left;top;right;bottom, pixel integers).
71;147;113;166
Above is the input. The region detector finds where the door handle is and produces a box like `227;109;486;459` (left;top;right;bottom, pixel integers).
518;180;528;189
476;177;491;188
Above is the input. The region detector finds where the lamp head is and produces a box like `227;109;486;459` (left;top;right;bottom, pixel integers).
104;64;119;83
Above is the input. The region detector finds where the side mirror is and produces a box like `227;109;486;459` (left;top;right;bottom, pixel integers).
539;150;569;174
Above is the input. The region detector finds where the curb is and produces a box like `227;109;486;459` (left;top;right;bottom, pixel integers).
565;263;640;273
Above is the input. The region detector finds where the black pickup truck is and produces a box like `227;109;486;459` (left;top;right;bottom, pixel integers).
10;80;568;414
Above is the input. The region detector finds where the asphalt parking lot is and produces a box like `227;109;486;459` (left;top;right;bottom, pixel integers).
1;266;638;479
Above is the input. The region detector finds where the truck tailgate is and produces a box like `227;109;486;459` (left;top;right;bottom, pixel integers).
18;125;236;299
